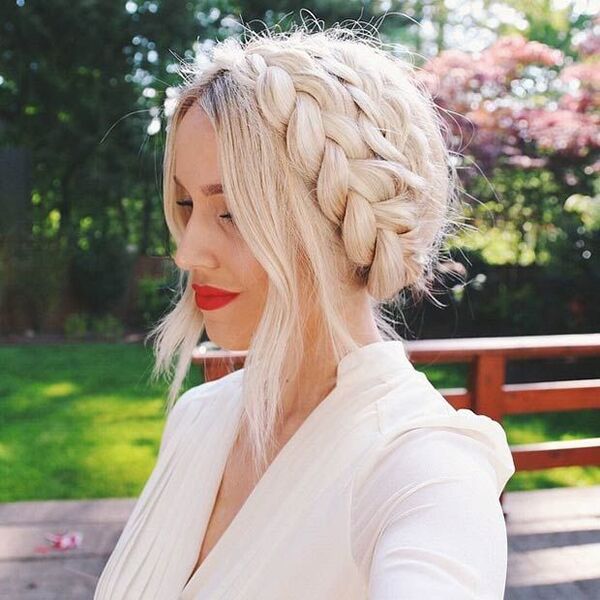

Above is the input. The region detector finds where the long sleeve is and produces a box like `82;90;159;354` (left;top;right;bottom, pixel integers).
351;427;511;600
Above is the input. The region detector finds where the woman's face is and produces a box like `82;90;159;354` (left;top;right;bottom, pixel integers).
172;103;269;351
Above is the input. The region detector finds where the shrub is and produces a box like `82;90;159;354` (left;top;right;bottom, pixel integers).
89;313;124;341
64;312;89;340
69;231;134;315
135;275;173;330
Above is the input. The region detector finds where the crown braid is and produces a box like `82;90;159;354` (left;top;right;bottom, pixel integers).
205;32;451;301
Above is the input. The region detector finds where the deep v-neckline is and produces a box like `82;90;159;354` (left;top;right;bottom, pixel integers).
180;340;412;596
181;373;345;594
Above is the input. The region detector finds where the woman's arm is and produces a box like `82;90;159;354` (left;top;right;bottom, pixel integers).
352;428;510;599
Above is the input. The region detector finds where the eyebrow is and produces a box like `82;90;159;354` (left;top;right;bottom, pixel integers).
174;175;223;197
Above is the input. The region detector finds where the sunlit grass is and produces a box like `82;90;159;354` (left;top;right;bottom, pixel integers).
0;342;202;502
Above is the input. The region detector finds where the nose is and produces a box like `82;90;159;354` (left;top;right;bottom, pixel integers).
173;225;219;272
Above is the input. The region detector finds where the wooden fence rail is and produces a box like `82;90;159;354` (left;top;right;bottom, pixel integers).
192;333;600;473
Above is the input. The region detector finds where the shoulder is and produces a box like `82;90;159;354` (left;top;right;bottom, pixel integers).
352;427;507;518
352;428;512;599
174;366;243;409
376;368;453;426
351;426;513;598
350;369;515;598
371;367;515;495
159;367;244;456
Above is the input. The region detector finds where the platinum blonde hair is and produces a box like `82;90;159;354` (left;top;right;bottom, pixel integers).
146;19;462;478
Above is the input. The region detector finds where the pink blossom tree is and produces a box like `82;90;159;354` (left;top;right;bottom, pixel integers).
415;21;599;330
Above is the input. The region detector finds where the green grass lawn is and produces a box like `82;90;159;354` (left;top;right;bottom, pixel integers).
0;343;598;502
0;342;203;502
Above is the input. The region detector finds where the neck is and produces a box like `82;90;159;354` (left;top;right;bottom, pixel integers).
277;289;383;426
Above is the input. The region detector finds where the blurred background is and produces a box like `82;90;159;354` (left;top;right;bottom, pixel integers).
0;0;600;600
1;1;599;343
0;1;598;597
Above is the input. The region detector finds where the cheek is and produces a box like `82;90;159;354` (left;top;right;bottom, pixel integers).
237;252;268;298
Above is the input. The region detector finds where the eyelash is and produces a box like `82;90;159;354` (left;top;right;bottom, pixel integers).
176;199;233;222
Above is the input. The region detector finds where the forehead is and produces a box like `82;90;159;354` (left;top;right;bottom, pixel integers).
174;103;221;189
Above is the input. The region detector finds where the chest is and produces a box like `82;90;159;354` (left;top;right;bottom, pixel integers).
175;402;375;599
185;423;299;586
194;450;255;573
182;463;364;599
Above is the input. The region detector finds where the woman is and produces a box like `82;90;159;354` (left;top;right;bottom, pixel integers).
94;20;515;600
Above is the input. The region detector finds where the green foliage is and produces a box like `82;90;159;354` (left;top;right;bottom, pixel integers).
459;166;591;267
502;0;584;53
0;234;69;333
564;189;600;232
135;275;173;330
89;313;125;341
0;1;412;263
69;231;135;315
64;311;126;341
430;251;599;336
1;1;598;336
63;312;89;340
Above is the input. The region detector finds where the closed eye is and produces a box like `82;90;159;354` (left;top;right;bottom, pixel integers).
176;199;234;222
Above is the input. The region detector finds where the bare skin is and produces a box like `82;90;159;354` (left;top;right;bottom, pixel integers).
173;103;383;584
184;419;299;586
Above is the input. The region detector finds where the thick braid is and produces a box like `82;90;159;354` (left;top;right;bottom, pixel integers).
210;35;449;301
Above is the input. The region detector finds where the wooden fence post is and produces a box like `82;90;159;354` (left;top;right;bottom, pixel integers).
470;353;508;516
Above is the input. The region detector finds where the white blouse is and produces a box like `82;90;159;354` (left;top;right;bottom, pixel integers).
94;340;515;599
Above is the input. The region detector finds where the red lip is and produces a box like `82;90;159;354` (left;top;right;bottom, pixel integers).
192;284;239;311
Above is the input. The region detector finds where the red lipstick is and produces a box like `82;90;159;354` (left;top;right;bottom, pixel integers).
192;284;240;311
